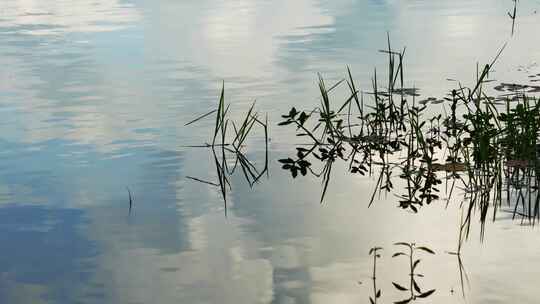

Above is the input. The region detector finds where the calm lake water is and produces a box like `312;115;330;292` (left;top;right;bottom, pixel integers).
1;0;540;303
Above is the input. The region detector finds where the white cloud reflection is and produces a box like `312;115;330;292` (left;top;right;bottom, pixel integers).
84;212;275;304
0;0;141;35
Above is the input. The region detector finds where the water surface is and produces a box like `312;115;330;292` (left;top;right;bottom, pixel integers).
1;0;540;303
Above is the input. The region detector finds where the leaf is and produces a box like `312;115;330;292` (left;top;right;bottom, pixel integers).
298;112;309;125
394;242;411;247
277;120;293;126
184;109;218;126
416;246;435;254
394;299;411;304
291;167;298;178
376;289;381;298
298;160;311;167
417;289;436;298
289;107;298;118
369;247;383;255
392;252;406;258
278;158;294;164
413;279;421;293
370;297;375;304
392;282;408;291
412;259;420;270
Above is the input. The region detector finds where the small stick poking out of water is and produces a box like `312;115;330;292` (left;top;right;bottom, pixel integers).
127;187;133;214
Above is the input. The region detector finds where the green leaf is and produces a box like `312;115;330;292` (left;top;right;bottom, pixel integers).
298;160;311;167
413;259;420;270
413;279;421;293
392;282;408;291
291;167;298;178
278;158;294;164
277;120;293;126
394;242;411;247
370;247;383;255
298;112;309;125
417;289;436;298
289;107;298;118
416;246;435;254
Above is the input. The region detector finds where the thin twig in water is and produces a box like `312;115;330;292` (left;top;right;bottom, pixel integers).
126;186;133;214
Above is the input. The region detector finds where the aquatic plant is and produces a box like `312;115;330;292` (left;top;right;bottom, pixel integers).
508;0;518;35
277;37;540;240
392;242;436;303
185;83;269;214
368;246;383;304
447;211;471;298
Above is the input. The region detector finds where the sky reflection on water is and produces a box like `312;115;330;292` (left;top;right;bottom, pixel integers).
0;0;540;303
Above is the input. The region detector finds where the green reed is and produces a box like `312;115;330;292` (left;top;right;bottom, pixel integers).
185;83;269;214
278;38;540;240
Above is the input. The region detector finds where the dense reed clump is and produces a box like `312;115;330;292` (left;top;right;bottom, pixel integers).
278;38;540;239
